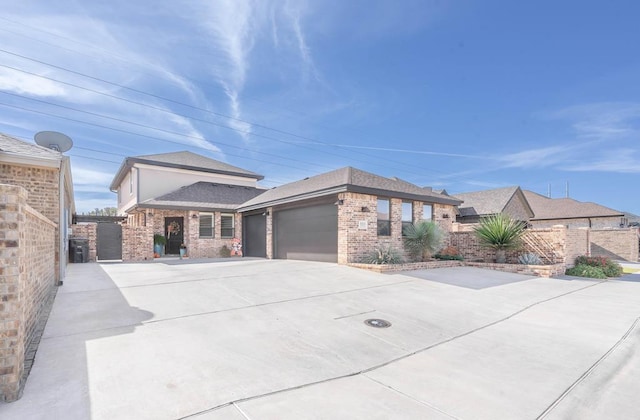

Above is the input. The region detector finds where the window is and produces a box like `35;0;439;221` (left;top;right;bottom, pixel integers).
423;204;433;221
377;198;390;236
221;214;235;238
199;213;214;237
402;202;413;236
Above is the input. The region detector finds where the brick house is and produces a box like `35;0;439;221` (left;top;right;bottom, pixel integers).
454;186;626;229
523;190;626;228
0;133;74;281
237;167;462;264
109;151;264;257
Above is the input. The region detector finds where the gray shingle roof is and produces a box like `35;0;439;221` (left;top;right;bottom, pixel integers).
523;190;623;220
139;181;266;211
110;151;263;190
454;186;522;217
0;132;62;160
238;167;461;211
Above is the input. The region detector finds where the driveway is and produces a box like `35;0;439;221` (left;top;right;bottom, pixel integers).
1;259;639;419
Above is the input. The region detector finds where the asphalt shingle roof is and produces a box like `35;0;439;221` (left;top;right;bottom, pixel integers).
454;186;522;217
140;182;266;211
238;167;461;211
523;190;623;220
0;133;62;160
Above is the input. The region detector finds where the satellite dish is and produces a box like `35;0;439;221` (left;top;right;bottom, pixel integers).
34;131;73;152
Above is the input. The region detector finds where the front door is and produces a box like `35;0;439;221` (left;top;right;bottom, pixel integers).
164;217;184;255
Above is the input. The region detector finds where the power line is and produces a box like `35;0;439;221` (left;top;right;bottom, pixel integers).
0;49;453;178
0;100;317;174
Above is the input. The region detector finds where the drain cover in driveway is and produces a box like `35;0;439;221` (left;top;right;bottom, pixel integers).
364;319;392;328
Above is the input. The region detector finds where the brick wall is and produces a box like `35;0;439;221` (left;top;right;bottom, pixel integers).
563;227;589;266
0;163;61;281
186;211;243;258
122;225;153;262
590;228;639;262
69;223;97;262
530;216;623;229
337;192;458;264
447;225;584;265
0;184;56;402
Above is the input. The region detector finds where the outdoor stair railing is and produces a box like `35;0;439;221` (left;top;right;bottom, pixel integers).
522;231;561;264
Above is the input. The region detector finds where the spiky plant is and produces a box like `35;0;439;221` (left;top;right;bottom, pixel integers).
473;214;526;263
403;220;444;262
365;245;404;265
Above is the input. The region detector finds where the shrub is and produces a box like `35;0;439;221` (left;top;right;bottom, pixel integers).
153;234;167;245
365;245;404;265
435;246;463;261
573;255;622;277
518;253;542;265
434;254;464;261
473;214;526;263
565;264;607;279
219;245;231;258
403;221;444;261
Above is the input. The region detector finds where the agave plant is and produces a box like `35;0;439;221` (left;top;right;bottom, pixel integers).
403;220;444;262
365;245;404;265
473;214;526;263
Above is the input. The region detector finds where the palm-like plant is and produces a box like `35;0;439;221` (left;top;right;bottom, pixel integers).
403;220;444;262
473;213;526;263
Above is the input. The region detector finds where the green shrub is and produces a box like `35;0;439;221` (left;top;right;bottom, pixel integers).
365;245;404;265
219;245;231;258
573;255;622;277
565;264;607;279
434;254;464;261
473;214;526;263
403;221;443;261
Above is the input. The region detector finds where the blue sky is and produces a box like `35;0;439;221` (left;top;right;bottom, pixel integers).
1;1;639;215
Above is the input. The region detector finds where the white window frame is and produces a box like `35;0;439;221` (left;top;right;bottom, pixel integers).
199;212;214;238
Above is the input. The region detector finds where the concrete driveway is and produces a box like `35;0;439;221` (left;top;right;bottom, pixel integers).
1;259;639;420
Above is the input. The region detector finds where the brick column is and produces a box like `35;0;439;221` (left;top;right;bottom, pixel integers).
0;185;27;402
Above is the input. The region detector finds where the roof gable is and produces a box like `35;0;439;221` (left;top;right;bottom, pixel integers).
238;166;461;211
454;186;523;217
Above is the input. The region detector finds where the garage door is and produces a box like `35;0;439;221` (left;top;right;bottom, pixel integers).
243;213;267;257
274;203;338;262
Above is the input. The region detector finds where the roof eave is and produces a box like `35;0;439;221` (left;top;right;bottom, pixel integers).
131;157;264;180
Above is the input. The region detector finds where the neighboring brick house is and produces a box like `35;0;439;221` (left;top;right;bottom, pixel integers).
523;190;626;228
237;167;462;264
454;186;533;225
0;133;75;281
454;186;626;229
109;151;265;257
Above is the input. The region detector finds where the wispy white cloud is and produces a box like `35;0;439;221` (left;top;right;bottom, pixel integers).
0;67;68;97
564;149;640;173
546;102;640;140
498;144;576;169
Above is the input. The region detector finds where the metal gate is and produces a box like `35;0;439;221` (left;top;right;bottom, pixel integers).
274;203;338;263
243;213;267;257
96;222;122;260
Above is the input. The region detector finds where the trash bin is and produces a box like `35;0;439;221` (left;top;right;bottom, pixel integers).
69;239;89;263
